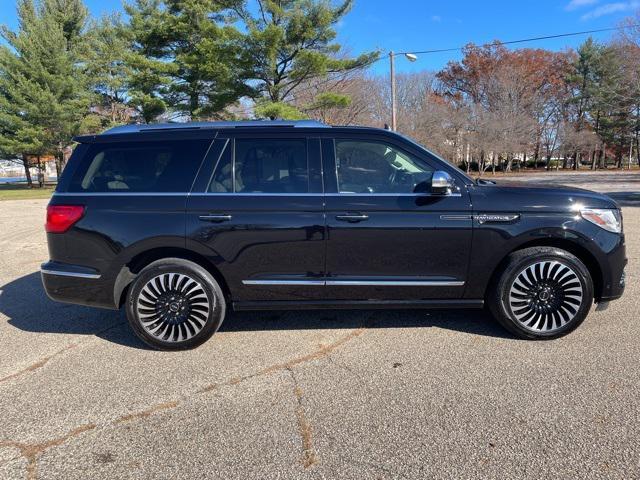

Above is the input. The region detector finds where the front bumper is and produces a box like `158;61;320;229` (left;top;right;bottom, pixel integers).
597;234;626;302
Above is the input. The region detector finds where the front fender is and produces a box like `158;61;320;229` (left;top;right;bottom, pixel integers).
464;213;623;300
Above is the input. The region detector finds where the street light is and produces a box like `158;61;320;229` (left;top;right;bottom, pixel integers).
389;51;418;131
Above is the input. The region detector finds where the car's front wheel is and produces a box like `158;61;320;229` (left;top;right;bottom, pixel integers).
125;258;225;350
488;247;594;339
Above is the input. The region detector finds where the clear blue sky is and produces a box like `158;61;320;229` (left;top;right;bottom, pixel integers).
1;0;637;74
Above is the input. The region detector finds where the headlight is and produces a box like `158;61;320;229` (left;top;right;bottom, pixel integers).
580;208;622;233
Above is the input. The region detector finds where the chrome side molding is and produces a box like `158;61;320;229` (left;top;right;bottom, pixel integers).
325;280;465;286
440;215;472;221
242;279;325;286
243;279;464;287
40;268;101;279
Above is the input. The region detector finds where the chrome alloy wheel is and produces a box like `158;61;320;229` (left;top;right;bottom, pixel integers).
508;260;584;333
136;273;212;342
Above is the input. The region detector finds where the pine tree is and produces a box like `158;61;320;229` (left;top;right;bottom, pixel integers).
41;0;88;47
567;38;602;131
123;0;254;122
84;14;133;126
234;0;379;118
161;0;253;120
123;0;173;123
0;0;92;179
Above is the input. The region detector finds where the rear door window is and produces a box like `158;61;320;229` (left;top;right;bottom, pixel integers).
69;140;211;193
207;138;309;194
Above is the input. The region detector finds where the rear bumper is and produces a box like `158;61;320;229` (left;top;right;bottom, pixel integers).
41;261;118;310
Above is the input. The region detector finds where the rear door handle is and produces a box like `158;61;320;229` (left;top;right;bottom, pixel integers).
335;214;369;223
199;214;232;223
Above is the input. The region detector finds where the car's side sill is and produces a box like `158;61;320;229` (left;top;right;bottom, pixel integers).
233;299;484;311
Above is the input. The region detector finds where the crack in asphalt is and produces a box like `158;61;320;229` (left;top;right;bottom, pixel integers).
0;344;78;385
288;368;318;469
0;326;367;479
115;401;180;424
0;424;96;480
199;327;366;393
0;320;126;387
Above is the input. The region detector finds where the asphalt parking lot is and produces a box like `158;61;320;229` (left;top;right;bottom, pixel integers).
0;171;638;480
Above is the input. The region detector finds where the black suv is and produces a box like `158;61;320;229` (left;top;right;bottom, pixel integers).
42;121;626;350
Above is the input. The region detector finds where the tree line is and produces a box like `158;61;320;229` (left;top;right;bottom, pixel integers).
0;0;376;184
298;17;640;173
0;0;638;185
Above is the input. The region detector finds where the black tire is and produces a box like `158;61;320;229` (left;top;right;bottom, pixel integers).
488;247;594;340
125;258;225;350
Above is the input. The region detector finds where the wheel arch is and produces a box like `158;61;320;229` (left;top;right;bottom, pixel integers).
486;237;603;301
114;247;231;308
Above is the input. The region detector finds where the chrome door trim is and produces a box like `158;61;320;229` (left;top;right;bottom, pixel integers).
242;279;465;287
242;280;326;286
325;192;463;198
53;192;189;197
335;214;369;222
325;280;465;286
198;214;233;222
191;192;322;197
186;192;463;197
440;215;472;221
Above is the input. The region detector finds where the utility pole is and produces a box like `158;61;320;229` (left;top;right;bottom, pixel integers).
389;51;417;131
390;51;397;131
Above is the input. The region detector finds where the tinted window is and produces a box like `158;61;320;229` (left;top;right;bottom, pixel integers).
335;140;434;194
208;140;233;193
235;139;308;193
69;140;211;193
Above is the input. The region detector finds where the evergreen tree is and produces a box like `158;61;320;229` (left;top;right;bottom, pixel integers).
0;0;92;179
569;39;636;168
592;45;634;168
161;0;253;120
234;0;379;118
123;0;173;123
123;0;253;122
41;0;88;47
567;38;602;131
84;14;133;126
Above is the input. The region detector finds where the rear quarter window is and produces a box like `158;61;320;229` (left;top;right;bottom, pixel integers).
68;140;211;193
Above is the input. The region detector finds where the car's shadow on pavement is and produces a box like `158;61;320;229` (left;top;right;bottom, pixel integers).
220;308;511;339
0;272;149;349
1;272;513;349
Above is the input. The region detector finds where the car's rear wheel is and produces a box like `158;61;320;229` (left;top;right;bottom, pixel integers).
488;247;594;339
126;258;225;350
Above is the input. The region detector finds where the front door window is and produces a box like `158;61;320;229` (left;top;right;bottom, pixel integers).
335;140;434;194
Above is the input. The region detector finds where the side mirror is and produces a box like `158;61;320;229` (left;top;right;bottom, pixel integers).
430;170;454;195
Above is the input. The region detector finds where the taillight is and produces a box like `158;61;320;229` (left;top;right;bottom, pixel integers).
46;205;85;233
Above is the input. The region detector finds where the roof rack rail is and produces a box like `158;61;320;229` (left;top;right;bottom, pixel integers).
102;120;329;135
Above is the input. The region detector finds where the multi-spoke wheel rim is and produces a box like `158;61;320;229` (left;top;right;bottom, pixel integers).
508;260;584;333
136;273;212;342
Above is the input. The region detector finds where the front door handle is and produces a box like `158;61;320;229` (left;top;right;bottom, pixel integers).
199;214;232;223
335;214;369;223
